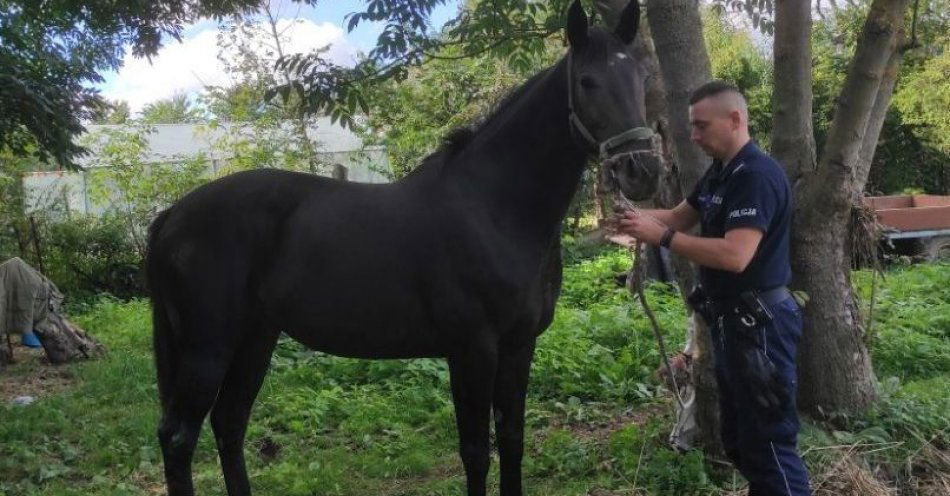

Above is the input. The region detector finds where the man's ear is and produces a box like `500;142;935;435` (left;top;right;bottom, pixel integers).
731;110;742;130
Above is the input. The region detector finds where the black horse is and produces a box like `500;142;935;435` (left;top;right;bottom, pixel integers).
146;1;657;494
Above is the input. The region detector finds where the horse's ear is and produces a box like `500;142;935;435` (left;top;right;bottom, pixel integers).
566;0;589;48
614;0;640;45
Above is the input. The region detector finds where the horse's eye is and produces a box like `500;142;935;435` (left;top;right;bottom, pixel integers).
579;75;598;90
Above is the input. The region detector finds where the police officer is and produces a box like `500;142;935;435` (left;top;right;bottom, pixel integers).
614;80;810;495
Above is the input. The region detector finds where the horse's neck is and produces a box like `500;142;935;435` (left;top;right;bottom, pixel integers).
448;59;589;239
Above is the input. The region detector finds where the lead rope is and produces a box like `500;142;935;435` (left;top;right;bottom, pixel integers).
615;194;686;411
631;239;686;410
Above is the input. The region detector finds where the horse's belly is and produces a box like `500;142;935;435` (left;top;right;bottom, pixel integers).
284;327;446;359
274;298;447;359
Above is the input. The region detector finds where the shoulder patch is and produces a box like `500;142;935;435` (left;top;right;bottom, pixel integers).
728;208;757;219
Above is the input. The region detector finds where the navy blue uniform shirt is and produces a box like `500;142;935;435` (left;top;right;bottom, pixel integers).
686;141;792;299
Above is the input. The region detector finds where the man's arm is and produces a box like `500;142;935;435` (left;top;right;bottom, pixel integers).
667;227;762;273
633;200;700;232
617;210;763;273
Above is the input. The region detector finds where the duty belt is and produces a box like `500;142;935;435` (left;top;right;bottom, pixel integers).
709;286;792;318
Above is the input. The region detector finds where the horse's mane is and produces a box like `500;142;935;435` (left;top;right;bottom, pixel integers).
403;63;560;179
405;29;619;178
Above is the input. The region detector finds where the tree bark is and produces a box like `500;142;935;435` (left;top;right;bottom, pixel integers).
642;0;725;458
34;312;103;365
780;0;911;415
770;0;824;412
644;0;713;191
771;0;817;188
852;46;905;200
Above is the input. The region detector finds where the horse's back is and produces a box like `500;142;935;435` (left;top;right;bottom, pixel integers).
147;170;334;303
159;169;327;232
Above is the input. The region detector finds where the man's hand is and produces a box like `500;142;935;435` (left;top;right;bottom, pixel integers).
614;209;668;245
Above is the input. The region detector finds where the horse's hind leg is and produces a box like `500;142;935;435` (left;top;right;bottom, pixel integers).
159;348;231;496
210;327;280;496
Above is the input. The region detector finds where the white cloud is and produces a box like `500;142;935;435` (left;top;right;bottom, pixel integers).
103;19;357;114
277;18;360;66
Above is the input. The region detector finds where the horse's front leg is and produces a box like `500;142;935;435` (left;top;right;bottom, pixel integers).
448;339;498;496
493;337;536;496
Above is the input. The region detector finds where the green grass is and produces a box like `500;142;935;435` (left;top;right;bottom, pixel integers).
854;262;950;380
1;254;947;495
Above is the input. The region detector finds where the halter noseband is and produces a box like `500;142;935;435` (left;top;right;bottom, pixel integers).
566;51;655;159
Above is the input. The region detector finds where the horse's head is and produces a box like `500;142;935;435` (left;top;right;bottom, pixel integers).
565;0;660;202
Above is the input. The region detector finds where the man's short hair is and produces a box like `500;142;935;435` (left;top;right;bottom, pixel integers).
689;80;744;105
689;80;748;121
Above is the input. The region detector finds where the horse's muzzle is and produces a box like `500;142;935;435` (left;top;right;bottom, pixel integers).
600;136;662;202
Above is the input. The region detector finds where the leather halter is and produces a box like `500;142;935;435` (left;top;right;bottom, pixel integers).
566;50;655;159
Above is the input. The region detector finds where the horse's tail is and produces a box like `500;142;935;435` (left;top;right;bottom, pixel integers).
146;208;178;412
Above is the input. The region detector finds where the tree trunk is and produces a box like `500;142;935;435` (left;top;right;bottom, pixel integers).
642;0;724;458
771;0;817;189
644;0;713;190
34;312;103;365
779;0;911;415
852;46;906;200
771;0;824;412
599;0;723;457
848;42;905;268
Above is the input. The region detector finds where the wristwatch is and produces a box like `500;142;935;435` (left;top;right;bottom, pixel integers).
660;227;676;248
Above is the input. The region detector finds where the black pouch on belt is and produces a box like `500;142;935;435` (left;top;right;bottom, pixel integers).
733;290;789;418
736;290;774;334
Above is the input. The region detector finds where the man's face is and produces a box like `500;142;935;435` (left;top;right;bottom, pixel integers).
688;97;737;161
